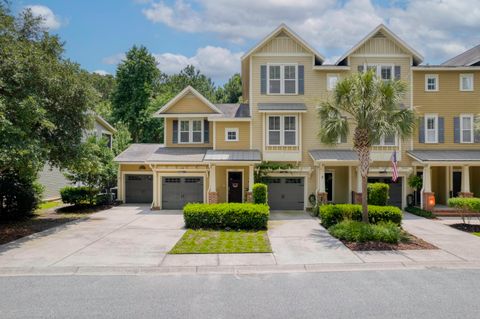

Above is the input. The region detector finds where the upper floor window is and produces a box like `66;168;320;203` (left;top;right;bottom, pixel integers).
460;114;474;143
425;114;438;143
225;128;239;142
460;74;474;91
374;133;397;146
425;74;438;92
366;64;393;81
179;119;203;144
327;74;339;91
267;115;297;146
268;64;297;95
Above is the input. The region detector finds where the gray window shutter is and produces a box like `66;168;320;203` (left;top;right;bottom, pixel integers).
418;117;425;143
453;117;460;143
298;65;304;95
475;129;480;143
357;65;364;73
394;66;401;80
260;65;267;95
203;120;209;143
172;120;178;144
438;117;445;143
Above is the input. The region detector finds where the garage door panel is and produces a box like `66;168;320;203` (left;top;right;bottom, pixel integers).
162;177;203;209
125;174;153;203
266;177;304;210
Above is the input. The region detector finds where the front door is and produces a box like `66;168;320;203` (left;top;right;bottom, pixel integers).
325;172;333;202
228;171;243;202
452;171;462;197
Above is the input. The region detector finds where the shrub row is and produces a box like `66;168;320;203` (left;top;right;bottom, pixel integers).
329;220;402;244
318;204;402;228
367;183;389;206
448;197;480;213
60;186;99;205
183;203;270;230
404;206;435;219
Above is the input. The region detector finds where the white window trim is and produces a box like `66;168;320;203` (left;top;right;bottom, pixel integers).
365;64;394;81
459;74;474;92
425;74;439;92
460;114;474;144
225;128;239;142
326;73;339;91
178;119;204;144
374;133;398;146
267;63;298;95
425;113;438;144
266;115;298;146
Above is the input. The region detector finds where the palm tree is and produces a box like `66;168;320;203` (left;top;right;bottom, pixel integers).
318;69;415;223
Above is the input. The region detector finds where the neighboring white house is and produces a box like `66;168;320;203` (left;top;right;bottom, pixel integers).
38;114;117;201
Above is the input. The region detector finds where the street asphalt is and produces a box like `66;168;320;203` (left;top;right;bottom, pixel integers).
0;269;479;318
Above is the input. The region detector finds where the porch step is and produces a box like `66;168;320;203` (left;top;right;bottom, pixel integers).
433;208;480;217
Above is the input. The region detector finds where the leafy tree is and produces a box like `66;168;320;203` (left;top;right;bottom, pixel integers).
318;70;415;223
216;73;242;103
112;122;132;156
88;72;116;123
111;45;160;143
160;65;217;101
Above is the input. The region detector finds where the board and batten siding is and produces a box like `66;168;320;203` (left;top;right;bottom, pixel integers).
257;33;309;55
412;71;480;149
214;121;250;150
352;34;408;56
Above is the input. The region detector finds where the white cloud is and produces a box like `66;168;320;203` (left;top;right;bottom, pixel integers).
141;0;480;64
25;5;62;30
102;53;126;65
93;70;110;76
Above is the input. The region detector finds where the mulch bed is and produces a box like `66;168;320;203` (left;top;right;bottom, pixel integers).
450;223;480;233
342;232;437;251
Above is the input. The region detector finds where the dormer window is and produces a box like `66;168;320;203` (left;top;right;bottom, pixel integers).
267;64;298;95
179;119;203;144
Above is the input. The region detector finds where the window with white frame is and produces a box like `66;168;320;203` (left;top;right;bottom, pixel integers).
374;133;397;146
460;74;474;91
327;74;338;91
267;64;297;94
425;74;438;91
267;115;297;146
225;128;239;142
425;114;438;143
179;119;203;143
460;114;474;143
365;64;393;81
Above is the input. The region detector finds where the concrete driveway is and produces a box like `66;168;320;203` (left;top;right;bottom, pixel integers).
0;205;185;267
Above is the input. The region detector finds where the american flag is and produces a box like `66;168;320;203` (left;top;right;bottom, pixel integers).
391;151;398;182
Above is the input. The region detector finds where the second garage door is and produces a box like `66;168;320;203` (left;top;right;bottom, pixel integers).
162;177;204;209
265;177;304;210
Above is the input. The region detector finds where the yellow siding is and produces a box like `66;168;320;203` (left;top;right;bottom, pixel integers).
331;166;350;203
412;71;480;149
214;122;250;150
353;34;408;55
471;167;480;197
165;93;216;114
215;166;250;203
257;33;309;55
165;118;213;148
431;167;447;205
120;164;152;172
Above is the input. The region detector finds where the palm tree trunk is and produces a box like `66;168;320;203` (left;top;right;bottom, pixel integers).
353;128;371;223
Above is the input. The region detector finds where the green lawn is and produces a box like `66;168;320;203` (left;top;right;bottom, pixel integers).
37;201;62;211
169;229;272;254
474;232;480;237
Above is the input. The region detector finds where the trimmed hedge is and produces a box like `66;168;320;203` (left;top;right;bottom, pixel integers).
183;203;270;230
448;197;480;212
329;220;402;244
253;183;268;204
60;186;98;205
319;204;402;228
367;183;389;206
404;206;435;219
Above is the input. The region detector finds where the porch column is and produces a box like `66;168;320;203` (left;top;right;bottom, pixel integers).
117;165;123;202
421;164;435;211
152;172;159;210
354;166;362;204
460;165;473;197
208;165;218;204
247;165;254;203
316;164;327;204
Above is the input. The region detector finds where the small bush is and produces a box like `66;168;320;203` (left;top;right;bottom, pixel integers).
404;206;435;219
252;183;268;204
183;203;269;230
448;197;480;213
60;186;98;205
329;220;402;244
368;183;389;206
319;204;402;228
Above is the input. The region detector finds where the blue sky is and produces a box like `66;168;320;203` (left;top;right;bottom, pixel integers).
14;0;480;85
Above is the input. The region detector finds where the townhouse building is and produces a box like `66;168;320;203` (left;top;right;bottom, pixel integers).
115;24;480;212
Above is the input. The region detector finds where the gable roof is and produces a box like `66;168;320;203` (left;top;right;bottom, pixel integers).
94;114;117;134
442;44;480;66
154;86;221;116
241;23;325;63
335;24;424;66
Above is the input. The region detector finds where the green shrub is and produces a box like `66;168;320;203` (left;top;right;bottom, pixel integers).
318;204;402;228
60;186;98;205
367;183;389;206
183;203;269;230
448;197;480;213
329;220;402;243
404;206;435;219
252;183;268;204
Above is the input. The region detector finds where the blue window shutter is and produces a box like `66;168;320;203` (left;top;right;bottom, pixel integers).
438;117;445;143
394;66;401;80
453;117;460;143
418;117;425;143
260;65;267;95
298;65;304;95
172;120;178;144
357;65;364;73
204;120;209;143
